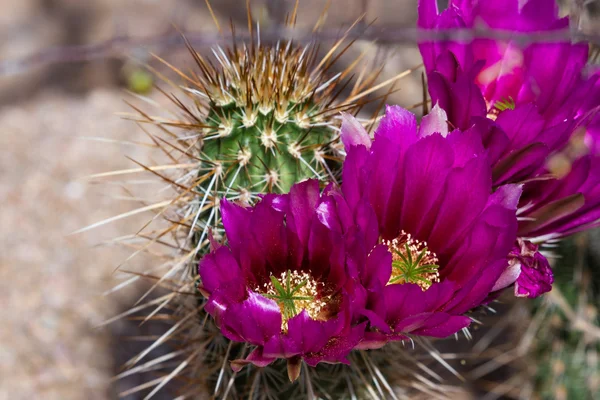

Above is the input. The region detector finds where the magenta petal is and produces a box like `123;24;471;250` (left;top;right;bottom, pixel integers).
519;156;600;238
316;196;343;233
231;347;276;372
495;104;545;151
398;133;453;237
512;240;554;298
360;309;391;334
469;117;510;165
362;244;392;290
515;259;554;298
394;312;436;333
251;200;288;270
383;283;428;322
221;291;282;346
263;335;302;360
287;310;337;353
428;67;487;130
395;312;470;337
445;259;507;314
492;143;550;186
522;41;588;116
220;199;266;277
354;199;380;250
365;105;420;236
375;105;418;144
491;262;521;292
413;315;472;338
342;145;370;213
304;322;366;366
199;246;243;294
443;196;517;286
205;280;247;334
446;127;486;167
428;157;491;254
354;331;390;350
288;180;321;245
490;183;523;210
220;199;251;257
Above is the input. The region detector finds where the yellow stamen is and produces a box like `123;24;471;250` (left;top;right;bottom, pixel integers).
262;270;328;331
384;231;440;291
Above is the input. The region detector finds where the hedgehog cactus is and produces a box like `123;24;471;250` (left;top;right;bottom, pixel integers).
143;30;385;255
107;6;410;396
185;39;357;247
199;41;344;190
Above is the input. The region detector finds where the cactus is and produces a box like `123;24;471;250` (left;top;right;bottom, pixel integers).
125;21;393;261
173;35;370;252
106;3;418;398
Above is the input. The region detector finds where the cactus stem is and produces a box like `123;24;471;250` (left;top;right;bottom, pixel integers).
103;1;421;395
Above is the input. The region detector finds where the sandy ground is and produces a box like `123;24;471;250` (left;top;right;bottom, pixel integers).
0;88;159;399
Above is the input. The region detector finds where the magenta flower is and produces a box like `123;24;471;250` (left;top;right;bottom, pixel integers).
517;156;600;241
418;0;600;242
419;0;593;121
198;180;365;380
339;106;523;345
418;0;599;181
493;239;554;298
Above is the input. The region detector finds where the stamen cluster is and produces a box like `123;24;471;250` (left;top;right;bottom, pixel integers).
384;231;440;290
261;270;327;331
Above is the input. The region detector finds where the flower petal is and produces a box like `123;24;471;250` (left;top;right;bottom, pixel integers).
419;103;449;137
221;291;282;346
340;112;372;150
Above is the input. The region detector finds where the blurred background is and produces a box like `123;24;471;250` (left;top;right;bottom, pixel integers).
0;0;599;399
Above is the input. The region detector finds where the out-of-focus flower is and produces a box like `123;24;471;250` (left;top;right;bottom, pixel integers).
198;180;365;380
418;0;594;125
517;156;600;241
340;106;522;345
418;0;600;242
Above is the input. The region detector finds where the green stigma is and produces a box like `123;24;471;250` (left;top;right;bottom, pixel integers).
385;232;440;291
262;270;327;331
494;96;516;112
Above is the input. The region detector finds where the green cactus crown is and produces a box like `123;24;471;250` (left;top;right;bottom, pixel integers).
130;23;391;253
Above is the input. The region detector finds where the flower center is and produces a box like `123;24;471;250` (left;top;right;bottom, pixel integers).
487;96;515;120
261;270;327;331
384;231;440;291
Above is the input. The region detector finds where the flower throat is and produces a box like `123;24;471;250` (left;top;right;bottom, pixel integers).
384;231;440;290
261;270;328;331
